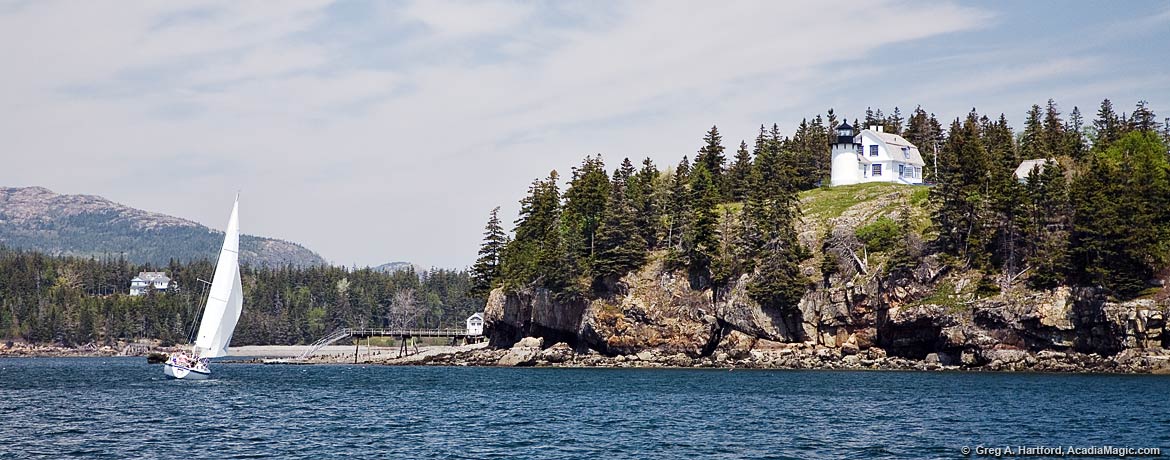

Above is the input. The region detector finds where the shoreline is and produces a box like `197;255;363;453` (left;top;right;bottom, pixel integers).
5;341;1169;375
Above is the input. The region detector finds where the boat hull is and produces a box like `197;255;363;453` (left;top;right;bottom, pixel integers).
163;362;211;380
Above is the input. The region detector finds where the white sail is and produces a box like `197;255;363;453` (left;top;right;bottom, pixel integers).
194;197;243;358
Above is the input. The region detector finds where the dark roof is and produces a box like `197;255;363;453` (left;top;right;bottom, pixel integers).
837;121;853;131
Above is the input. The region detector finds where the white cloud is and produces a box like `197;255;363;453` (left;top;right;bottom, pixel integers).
22;0;1134;269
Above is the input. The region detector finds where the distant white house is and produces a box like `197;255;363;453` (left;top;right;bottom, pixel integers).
830;122;926;186
466;312;484;336
1014;159;1053;183
129;272;170;296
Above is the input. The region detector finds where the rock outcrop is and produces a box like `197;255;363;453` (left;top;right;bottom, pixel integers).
482;183;1170;372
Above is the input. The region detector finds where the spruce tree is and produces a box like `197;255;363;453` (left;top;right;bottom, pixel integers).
743;128;806;311
696;125;727;199
1131;100;1160;133
1019;104;1044;159
683;164;720;288
470;206;508;297
593;169;648;288
1022;161;1070;288
1070;131;1170;296
727;141;753;202
931;112;994;267
562;155;610;261
630;158;661;250
1065;106;1087;161
1041;99;1065;157
665;156;691;249
1093;99;1121;150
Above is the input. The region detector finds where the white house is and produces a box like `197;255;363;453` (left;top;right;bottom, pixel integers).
466;312;484;336
829;122;926;186
1014;159;1053;183
129;271;171;296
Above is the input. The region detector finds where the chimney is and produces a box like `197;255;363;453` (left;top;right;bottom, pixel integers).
869;125;879;132
877;126;884;133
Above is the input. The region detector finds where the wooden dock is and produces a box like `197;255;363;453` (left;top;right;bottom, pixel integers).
295;327;484;361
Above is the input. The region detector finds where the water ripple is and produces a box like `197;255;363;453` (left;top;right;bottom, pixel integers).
1;359;1168;459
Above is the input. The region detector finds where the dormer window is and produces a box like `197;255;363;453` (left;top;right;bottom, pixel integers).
902;147;910;159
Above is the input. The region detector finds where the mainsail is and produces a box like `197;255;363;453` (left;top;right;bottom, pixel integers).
194;197;243;358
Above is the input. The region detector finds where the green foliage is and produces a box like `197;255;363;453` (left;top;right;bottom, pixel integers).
0;246;478;345
695;125;727;199
682;164;721;288
470;207;508;298
592;164;648;287
855;217;900;253
1070;131;1170;296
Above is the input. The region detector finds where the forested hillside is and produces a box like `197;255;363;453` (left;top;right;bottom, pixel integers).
0;187;327;267
472;98;1170;307
0;247;478;346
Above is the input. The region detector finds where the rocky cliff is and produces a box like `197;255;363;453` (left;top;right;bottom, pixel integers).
0;186;327;267
483;183;1170;372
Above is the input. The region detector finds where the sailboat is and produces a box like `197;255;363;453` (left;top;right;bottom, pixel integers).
163;196;244;380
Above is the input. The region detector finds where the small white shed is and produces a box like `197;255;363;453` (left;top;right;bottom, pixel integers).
466;312;484;336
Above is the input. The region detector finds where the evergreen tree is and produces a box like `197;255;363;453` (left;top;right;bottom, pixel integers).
696;125;727;199
500;171;582;296
887;106;905;135
1070;131;1170;296
562;155;610;261
682;164;720;288
727;140;753;202
1022;160;1070;288
932;111;994;267
1065;106;1088;161
1041;99;1065;157
630;158;661;250
1131;100;1160;133
743;126;807;312
470;206;508;298
593;168;648;288
665;156;692;249
1019;104;1044;159
1093;99;1121;150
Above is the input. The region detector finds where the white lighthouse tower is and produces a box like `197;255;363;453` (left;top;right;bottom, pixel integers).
829;120;864;186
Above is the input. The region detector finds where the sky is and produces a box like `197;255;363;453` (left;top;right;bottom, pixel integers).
2;0;1168;269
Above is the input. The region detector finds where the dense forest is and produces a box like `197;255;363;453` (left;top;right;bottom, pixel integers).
471;98;1170;309
0;248;478;346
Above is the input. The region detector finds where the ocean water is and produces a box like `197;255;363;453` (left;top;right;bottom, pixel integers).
1;358;1168;459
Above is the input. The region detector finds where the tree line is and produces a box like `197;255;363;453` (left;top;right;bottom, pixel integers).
473;98;1170;308
0;248;479;346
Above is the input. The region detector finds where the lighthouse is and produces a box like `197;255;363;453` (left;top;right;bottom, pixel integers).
829;121;863;186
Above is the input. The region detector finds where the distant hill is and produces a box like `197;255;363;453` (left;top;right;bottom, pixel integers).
0;186;328;268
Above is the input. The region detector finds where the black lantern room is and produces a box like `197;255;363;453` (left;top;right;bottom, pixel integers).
835;121;855;145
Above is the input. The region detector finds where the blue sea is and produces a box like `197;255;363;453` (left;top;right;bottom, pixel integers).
1;357;1168;459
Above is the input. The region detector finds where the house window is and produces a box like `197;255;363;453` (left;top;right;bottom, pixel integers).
902;147;910;159
856;145;863;154
872;164;882;176
869;145;878;156
859;163;866;177
899;164;905;177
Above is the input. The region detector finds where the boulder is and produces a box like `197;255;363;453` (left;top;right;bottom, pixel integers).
538;342;573;364
515;336;544;349
497;347;539;367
